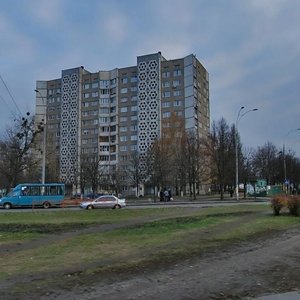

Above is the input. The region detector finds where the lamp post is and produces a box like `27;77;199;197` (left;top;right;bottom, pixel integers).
35;89;47;184
235;107;258;200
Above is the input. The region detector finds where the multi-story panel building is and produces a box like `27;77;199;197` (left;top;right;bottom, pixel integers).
35;52;210;196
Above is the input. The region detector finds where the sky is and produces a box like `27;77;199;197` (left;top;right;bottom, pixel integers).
1;0;300;155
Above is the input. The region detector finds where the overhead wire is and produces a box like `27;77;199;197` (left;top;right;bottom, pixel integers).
0;74;23;117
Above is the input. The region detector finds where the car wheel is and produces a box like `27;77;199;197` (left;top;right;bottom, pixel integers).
113;204;121;209
87;205;94;210
43;202;51;209
3;202;12;209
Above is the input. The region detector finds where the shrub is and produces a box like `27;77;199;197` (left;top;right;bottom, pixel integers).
270;195;288;216
286;196;300;216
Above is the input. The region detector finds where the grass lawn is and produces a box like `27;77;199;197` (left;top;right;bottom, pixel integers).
1;205;300;281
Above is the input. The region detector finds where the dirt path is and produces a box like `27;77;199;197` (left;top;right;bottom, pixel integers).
41;226;300;300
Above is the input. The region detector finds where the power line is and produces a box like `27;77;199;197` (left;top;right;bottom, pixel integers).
0;74;22;116
0;94;18;119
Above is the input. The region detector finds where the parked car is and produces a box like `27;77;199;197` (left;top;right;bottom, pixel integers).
79;195;126;210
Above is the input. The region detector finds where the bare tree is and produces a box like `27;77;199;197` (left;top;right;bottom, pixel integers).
240;147;256;198
126;151;144;197
0;113;43;189
252;141;278;185
109;164;123;197
204;118;235;199
185;131;203;200
146;140;169;200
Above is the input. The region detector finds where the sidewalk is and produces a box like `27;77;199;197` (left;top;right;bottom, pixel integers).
126;194;270;206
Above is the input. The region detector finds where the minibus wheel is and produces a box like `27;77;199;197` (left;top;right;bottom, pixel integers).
3;202;12;209
43;202;51;209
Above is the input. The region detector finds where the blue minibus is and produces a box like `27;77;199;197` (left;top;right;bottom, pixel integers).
0;183;65;209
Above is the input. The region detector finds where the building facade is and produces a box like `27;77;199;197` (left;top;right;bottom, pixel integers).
35;52;210;195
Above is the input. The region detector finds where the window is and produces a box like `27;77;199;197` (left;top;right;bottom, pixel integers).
162;102;170;108
121;77;128;84
131;145;138;151
131;106;138;112
162;81;170;88
131;96;137;101
131;115;138;121
120;146;128;151
100;89;109;95
84;93;90;98
120;116;128;122
131;75;138;82
131;135;138;141
100;146;109;151
162;71;170;78
120;126;127;132
162;112;171;118
173;69;182;76
162;91;171;98
174;100;182;107
120;88;128;94
100;98;109;105
121;97;128;103
92;82;99;89
173;90;181;97
131;125;138;131
100;126;109;132
120;107;128;113
110;78;116;86
120;136;128;142
100;80;110;88
131;86;137;92
100;156;109;161
84;83;90;90
92;92;99;97
99;117;108;123
173;80;180;87
100;107;109;114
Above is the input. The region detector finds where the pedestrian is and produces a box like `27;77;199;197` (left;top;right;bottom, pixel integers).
164;189;169;202
160;190;164;202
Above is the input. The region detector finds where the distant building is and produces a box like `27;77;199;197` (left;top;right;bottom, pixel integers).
35;52;210;195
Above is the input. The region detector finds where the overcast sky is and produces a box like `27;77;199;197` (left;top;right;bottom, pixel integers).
1;0;300;155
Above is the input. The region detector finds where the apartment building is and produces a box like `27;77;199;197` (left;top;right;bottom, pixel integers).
35;52;210;195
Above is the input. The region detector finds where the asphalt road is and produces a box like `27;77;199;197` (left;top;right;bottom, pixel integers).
0;199;269;212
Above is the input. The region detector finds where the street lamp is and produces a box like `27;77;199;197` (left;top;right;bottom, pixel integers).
35;89;47;184
235;106;258;200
